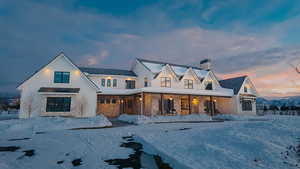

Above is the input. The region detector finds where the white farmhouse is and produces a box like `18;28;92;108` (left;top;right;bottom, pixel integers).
17;53;257;118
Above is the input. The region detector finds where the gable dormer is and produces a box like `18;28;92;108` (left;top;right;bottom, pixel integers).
202;71;221;90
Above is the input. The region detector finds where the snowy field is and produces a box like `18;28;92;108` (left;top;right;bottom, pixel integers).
0;115;299;169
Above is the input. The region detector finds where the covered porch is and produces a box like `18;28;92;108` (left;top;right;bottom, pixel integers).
97;92;233;118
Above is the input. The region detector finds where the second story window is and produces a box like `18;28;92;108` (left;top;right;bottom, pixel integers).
107;79;111;87
54;71;70;83
161;77;171;87
144;77;148;87
113;79;117;87
244;86;248;93
184;79;193;89
205;82;213;90
101;79;105;87
126;80;135;89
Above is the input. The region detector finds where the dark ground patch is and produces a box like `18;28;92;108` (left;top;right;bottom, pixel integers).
8;138;31;141
105;135;172;169
35;132;46;134
0;146;20;152
57;160;64;164
178;128;191;131
23;149;35;157
72;158;82;166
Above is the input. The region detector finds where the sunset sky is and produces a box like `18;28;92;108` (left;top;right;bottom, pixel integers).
1;0;300;98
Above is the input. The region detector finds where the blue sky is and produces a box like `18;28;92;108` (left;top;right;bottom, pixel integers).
1;0;300;97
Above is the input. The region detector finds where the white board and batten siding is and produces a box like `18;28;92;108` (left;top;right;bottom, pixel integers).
18;54;98;118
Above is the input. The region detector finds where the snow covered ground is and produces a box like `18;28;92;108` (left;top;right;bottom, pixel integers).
0;115;112;133
118;114;213;124
0;115;299;169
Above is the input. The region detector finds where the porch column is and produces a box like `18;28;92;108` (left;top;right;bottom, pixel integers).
188;95;191;114
160;93;163;115
209;96;213;116
141;92;144;115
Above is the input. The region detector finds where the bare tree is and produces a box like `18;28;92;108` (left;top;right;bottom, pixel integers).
22;94;34;118
74;96;87;117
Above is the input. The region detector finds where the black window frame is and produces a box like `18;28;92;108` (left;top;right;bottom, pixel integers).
99;98;105;104
144;77;148;87
107;79;111;87
184;79;193;89
113;79;117;87
242;100;252;111
101;79;105;87
244;86;248;93
125;80;136;89
161;77;171;88
205;82;213;90
46;97;71;112
54;71;70;83
111;98;117;104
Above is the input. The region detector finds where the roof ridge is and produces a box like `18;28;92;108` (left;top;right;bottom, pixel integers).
136;58;203;70
79;67;132;72
220;75;247;81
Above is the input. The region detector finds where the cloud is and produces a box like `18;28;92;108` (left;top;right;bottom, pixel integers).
1;0;300;97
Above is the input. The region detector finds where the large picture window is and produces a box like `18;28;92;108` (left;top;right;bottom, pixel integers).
126;80;135;89
46;97;71;112
184;79;193;89
161;77;171;87
54;72;70;83
242;100;252;111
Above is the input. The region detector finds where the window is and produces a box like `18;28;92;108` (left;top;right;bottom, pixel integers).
127;100;133;108
101;79;105;87
144;77;148;87
54;72;70;83
205;82;213;90
113;79;117;87
161;77;171;87
99;98;105;104
111;98;117;104
107;79;111;87
46;97;71;112
126;80;135;89
244;86;248;93
242;100;252;111
184;79;193;89
106;98;111;104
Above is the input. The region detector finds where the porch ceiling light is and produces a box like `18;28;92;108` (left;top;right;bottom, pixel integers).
169;97;173;100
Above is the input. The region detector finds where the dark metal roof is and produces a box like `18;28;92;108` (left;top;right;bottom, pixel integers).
79;67;137;77
38;87;80;93
219;76;247;95
136;58;203;70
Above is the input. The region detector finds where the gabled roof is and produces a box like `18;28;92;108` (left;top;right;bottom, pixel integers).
79;67;137;77
137;58;203;71
137;58;209;80
17;53;100;91
219;76;247;95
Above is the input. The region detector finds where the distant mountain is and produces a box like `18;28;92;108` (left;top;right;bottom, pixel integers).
257;96;300;107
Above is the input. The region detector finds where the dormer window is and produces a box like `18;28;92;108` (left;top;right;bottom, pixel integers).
184;79;193;89
161;77;171;87
144;77;148;87
54;71;70;83
244;86;248;93
126;80;135;89
205;82;213;90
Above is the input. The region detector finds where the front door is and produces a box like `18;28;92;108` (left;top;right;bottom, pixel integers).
163;99;174;114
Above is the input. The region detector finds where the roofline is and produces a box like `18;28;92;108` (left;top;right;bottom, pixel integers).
219;75;248;82
79;67;137;77
136;57;203;70
17;52;100;92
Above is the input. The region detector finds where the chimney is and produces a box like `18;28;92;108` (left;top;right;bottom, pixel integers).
200;59;212;70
